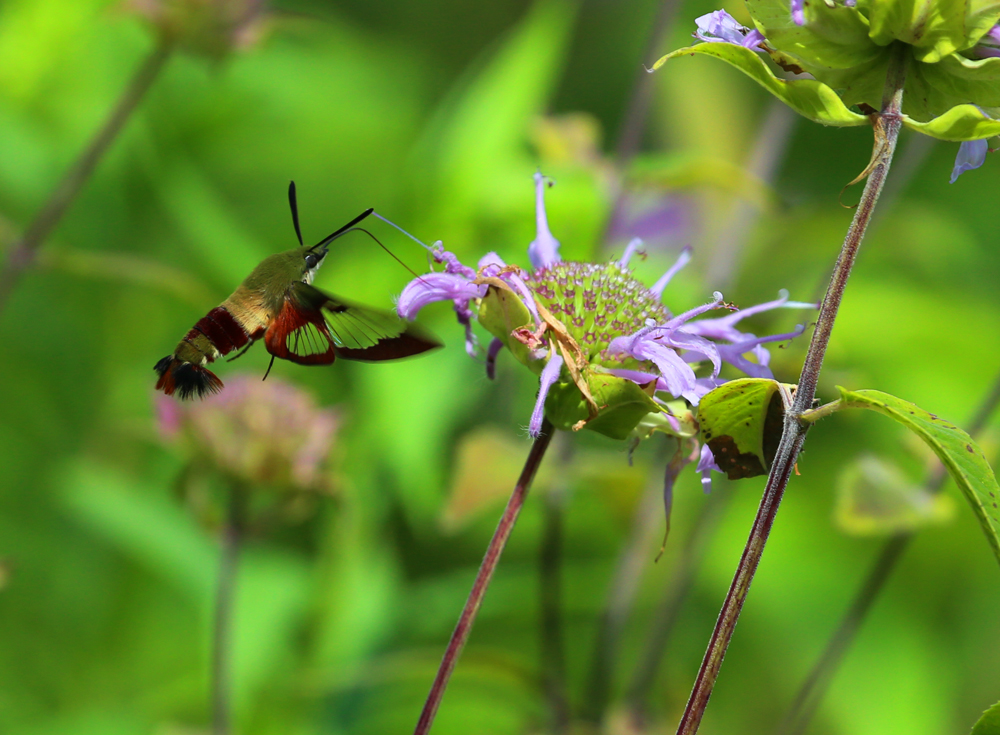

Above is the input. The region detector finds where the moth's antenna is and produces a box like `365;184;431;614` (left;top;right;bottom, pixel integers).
312;208;375;251
372;212;434;252
342;227;423;279
288;181;304;246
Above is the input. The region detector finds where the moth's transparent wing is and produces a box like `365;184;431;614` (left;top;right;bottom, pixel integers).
264;290;336;364
293;282;441;361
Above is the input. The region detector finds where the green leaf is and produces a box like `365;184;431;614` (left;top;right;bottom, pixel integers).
903;102;1000;140
652;43;869;128
747;0;881;69
477;284;540;372
836;387;1000;567
905;55;1000;122
867;0;1000;62
545;371;662;440
696;378;789;480
628;151;779;210
972;699;1000;735
835;454;955;535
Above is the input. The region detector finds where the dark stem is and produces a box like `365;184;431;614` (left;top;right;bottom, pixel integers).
776;365;1000;735
0;42;172;313
580;474;664;724
213;483;247;735
539;441;572;733
413;420;555;735
624;486;730;727
674;43;909;735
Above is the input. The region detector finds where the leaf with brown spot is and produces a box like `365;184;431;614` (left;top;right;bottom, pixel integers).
837;387;1000;569
697;378;792;480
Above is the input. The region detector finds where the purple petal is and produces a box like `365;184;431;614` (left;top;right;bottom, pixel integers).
697;443;721;492
950;139;989;183
650;246;692;298
478;251;506;276
664;291;724;329
397;272;483;320
685;290;816;342
607;334;700;401
486;338;504;380
436;247;477;279
528;172;562;270
988;24;1000;44
658;328;722;376
529;353;564;437
695;10;766;49
790;0;805;25
619;238;643;268
716;324;806;378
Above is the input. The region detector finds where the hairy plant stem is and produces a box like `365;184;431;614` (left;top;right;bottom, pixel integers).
540;439;573;734
213;483;247;735
674;43;909;735
413;420;554;735
776;366;1000;735
0;42;172;314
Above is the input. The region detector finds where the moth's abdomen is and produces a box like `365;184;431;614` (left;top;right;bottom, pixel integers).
154;356;224;399
188;306;250;357
155;306;251;400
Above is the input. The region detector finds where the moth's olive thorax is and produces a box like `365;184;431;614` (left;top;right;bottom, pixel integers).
238;245;328;312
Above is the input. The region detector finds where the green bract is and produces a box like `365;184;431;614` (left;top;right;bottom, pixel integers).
654;0;1000;141
696;378;791;480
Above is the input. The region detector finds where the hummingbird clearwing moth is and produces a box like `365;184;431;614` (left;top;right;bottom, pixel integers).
154;183;441;399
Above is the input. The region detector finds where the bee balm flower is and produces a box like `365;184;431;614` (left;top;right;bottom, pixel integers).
397;174;816;470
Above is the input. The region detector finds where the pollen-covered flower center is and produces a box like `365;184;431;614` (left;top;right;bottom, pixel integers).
531;261;668;359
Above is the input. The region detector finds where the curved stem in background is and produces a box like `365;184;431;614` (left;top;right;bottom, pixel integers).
539;439;573;734
413;420;555;735
624;485;730;727
602;0;683;246
614;0;683;164
579;469;664;724
0;42;172;314
706;100;796;289
776;366;1000;735
673;43;909;735
213;483;247;735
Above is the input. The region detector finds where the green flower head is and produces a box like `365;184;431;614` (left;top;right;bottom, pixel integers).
655;0;1000;143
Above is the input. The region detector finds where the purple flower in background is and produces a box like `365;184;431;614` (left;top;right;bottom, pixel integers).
157;374;339;493
694;10;766;50
973;24;1000;57
788;0;855;26
397;174;816;492
950;139;990;183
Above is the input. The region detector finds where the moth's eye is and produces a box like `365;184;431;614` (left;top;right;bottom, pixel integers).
304;253;319;269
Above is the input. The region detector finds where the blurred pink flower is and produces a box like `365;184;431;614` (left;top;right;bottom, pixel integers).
156;374;339;493
126;0;269;57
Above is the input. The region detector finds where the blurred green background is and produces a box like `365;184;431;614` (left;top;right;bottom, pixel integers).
1;1;999;734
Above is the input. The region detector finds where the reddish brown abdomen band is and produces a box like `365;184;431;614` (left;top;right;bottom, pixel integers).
187;306;249;357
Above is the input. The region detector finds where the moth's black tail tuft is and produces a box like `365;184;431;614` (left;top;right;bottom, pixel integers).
154;356;224;400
